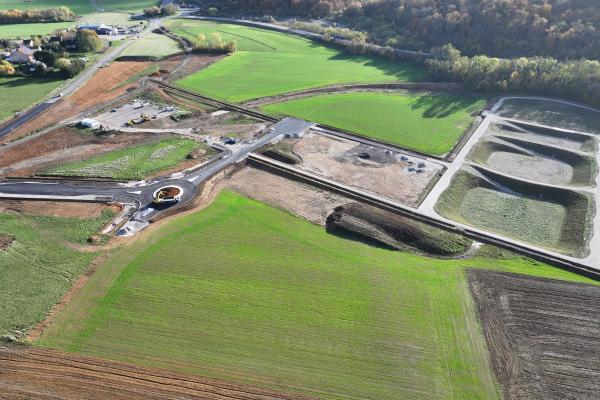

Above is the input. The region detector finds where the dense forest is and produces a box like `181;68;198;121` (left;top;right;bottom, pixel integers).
185;0;357;18
340;0;600;60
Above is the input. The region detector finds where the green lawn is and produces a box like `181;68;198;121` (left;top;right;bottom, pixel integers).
47;137;201;180
0;0;92;15
122;32;182;59
0;209;114;336
38;191;597;400
171;19;425;102
95;0;158;12
263;92;485;156
0;21;73;38
0;76;63;123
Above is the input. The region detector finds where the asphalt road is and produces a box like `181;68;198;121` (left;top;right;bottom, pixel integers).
0;19;162;140
0;118;302;226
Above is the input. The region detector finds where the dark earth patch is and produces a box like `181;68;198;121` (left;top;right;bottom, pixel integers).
467;269;600;400
0;234;14;251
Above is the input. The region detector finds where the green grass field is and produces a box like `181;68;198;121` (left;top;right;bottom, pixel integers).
47;137;201;180
263;92;485;156
95;0;157;12
0;21;73;38
122;32;182;59
171;19;425;102
0;0;92;15
0;209;114;336
495;98;600;134
0;76;63;123
38;191;597;400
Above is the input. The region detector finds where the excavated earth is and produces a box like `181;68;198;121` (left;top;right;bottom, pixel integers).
0;346;313;400
467;269;600;400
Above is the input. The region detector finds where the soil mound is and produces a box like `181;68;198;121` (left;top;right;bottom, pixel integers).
326;203;472;256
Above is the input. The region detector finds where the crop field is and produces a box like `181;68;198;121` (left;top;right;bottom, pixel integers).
468;270;600;400
0;76;62;123
47;137;201;180
495;98;600;134
171;19;425;102
38;191;598;400
121;33;182;60
435;169;594;257
0;0;92;15
263;92;485;156
0;209;114;337
0;21;73;38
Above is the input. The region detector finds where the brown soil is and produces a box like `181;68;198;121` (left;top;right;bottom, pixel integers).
165;53;225;81
276;133;443;207
0;234;15;251
0;347;313;400
467;269;600;400
0;126;168;177
0;199;120;218
0;62;152;144
225;166;352;226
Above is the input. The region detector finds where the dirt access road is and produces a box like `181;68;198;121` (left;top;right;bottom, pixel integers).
0;346;313;400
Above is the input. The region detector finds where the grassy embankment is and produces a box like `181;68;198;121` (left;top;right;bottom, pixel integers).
170;19;425;102
38;191;598;400
0;209;115;336
495;98;600;134
436;170;595;257
0;0;93;15
47;137;203;180
263;92;486;156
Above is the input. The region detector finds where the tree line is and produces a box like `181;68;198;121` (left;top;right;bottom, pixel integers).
427;45;600;108
0;6;75;24
182;0;357;18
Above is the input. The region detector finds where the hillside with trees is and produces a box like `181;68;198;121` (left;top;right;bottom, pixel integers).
340;0;600;60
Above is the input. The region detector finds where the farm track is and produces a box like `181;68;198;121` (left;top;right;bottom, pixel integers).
241;82;462;108
0;347;313;400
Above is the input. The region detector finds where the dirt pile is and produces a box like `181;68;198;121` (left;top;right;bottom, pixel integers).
0;234;15;251
327;203;472;256
468;269;600;400
0;347;313;400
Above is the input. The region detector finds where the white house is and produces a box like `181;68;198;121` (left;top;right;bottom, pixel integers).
7;45;35;64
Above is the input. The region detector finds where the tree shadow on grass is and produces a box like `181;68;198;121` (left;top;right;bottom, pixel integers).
326;51;425;81
408;92;483;118
0;76;63;89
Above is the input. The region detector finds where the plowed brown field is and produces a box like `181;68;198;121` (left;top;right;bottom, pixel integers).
0;347;312;400
468;269;600;400
0;62;151;144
